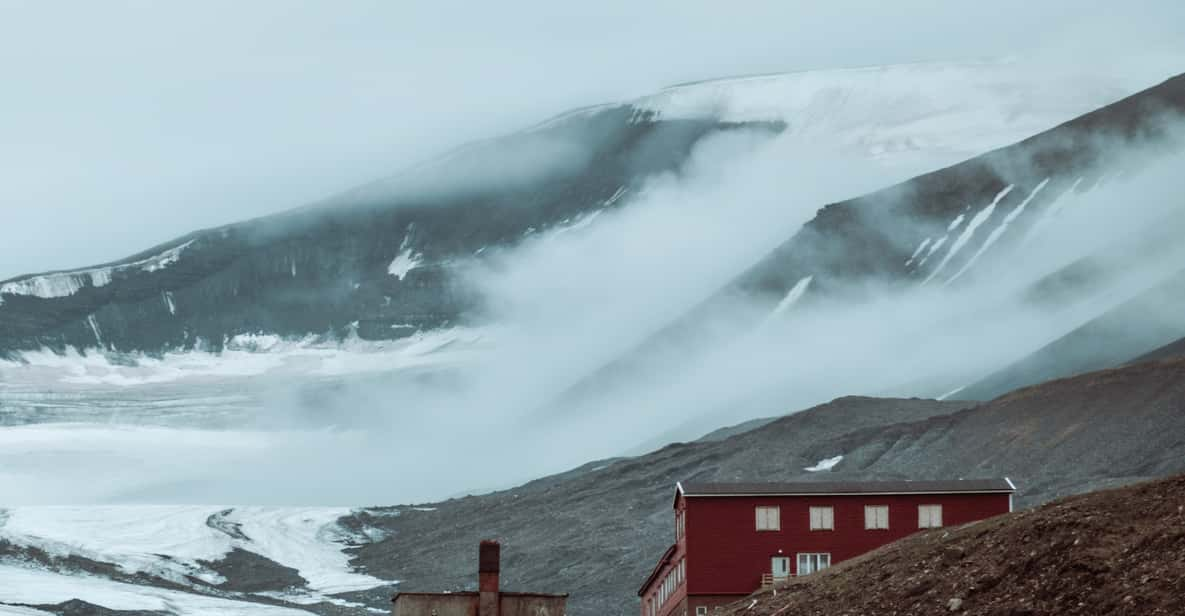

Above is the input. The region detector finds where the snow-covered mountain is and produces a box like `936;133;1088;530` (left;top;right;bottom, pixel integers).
5;58;1185;615
0;59;1170;361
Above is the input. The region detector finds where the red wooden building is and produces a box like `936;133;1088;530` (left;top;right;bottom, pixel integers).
638;479;1015;616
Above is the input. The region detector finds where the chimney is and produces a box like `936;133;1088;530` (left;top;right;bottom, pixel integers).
478;540;500;616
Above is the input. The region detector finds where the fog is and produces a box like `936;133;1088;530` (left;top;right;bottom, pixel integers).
3;1;1185;280
4;3;1185;506
7;116;1185;506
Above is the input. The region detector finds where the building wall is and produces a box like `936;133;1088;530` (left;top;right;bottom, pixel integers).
683;492;1010;595
639;499;689;616
393;594;566;616
392;594;478;616
500;595;568;616
687;594;745;615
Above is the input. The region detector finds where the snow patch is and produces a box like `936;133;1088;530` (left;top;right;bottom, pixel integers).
0;241;193;305
923;185;1015;284
0;564;313;615
0;505;390;597
947;179;1050;284
770;276;814;317
905;237;931;267
804;455;843;472
387;248;422;280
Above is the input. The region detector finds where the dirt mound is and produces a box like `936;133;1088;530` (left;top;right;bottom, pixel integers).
724;475;1185;616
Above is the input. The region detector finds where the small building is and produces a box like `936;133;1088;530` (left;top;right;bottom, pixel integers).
638;479;1015;616
393;540;567;616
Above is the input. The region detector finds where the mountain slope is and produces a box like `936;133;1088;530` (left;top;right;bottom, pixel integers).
724;474;1185;616
344;356;1185;615
550;69;1185;431
0;60;1166;359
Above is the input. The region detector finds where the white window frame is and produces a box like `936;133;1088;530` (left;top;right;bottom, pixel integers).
695;608;708;616
864;505;889;530
755;506;780;531
918;504;943;528
808;506;834;531
796;552;831;576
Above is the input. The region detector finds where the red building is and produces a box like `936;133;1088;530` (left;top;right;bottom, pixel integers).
638;479;1015;616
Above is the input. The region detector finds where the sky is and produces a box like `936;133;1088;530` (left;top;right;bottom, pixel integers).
2;1;1184;280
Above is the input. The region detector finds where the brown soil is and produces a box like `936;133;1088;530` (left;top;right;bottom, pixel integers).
723;474;1185;616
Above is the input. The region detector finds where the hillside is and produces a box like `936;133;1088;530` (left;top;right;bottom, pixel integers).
722;474;1185;616
0;60;1161;358
343;357;1185;615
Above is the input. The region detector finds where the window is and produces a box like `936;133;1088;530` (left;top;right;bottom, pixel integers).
918;504;943;528
796;553;831;575
755;506;780;531
865;505;889;530
696;608;708;616
675;510;685;539
809;506;834;530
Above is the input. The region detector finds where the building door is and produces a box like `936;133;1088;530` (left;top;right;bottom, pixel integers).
771;556;791;580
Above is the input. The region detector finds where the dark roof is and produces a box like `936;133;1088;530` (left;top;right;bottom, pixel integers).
637;544;677;597
679;478;1015;497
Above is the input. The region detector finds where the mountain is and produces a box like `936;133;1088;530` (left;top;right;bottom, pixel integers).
722;473;1185;615
0;60;1165;360
2;343;1183;614
342;356;1185;615
548;69;1185;435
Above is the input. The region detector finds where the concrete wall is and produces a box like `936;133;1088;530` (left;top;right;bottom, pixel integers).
392;594;478;616
393;593;566;616
500;595;568;616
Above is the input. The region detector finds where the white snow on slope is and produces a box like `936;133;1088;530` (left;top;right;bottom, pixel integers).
905;237;931;266
0;564;313;616
0;506;388;596
0;328;482;388
0;241;193;305
1022;178;1085;245
924;185;1015;284
387;248;422;280
632;58;1175;173
804;455;843;472
770;275;814;316
947;178;1051;284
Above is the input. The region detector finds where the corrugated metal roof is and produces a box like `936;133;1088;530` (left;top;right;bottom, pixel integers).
679;478;1014;496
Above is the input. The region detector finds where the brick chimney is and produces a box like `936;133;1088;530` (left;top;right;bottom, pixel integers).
478;540;500;616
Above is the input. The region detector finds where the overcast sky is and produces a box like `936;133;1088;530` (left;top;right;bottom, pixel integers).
1;1;1183;280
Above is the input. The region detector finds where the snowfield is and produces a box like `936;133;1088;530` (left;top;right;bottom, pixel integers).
0;506;392;613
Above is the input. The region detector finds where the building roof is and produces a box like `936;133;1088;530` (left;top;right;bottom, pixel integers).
637;544;677;597
678;478;1015;499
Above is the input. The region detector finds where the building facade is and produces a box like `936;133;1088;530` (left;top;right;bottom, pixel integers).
394;540;567;616
638;479;1015;616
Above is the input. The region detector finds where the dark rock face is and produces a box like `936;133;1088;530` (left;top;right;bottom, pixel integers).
0;109;783;357
31;599;167;616
346;357;1185;616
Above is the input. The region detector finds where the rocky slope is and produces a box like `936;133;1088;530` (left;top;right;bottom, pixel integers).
344;356;1185;615
722;473;1185;616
